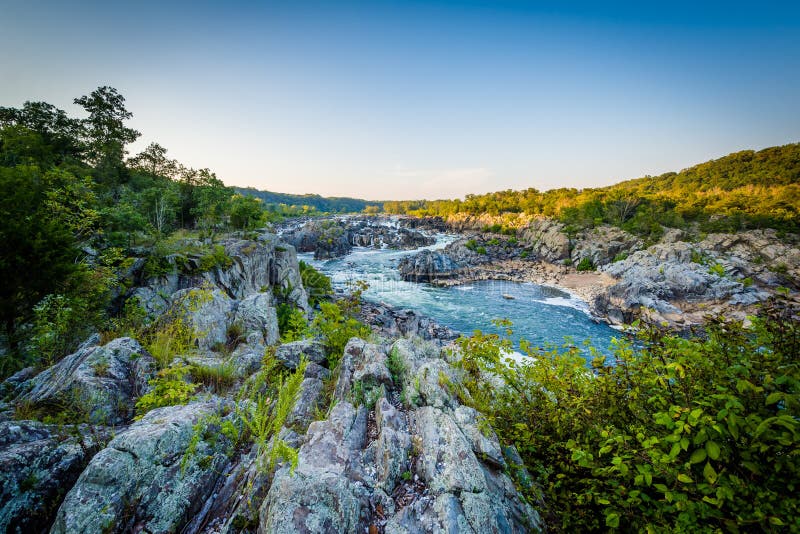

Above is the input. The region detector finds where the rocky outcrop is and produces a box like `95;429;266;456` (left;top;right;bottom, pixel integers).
15;337;155;425
259;337;541;533
0;420;109;533
280;217;435;259
129;235;310;320
518;219;571;261
571;225;643;267
397;249;464;282
51;400;232;534
360;301;459;342
597;241;771;326
234;293;280;347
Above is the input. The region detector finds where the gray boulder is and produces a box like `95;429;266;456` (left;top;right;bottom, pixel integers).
171;287;235;350
15;337;155;425
234;293;280;347
0;420;109;533
519;218;571;261
51;401;231;534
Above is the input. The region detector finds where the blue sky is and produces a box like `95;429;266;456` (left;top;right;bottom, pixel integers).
2;0;799;199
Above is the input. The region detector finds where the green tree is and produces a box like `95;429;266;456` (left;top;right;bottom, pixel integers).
74;86;140;184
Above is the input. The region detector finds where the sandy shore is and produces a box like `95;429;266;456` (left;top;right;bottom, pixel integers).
431;259;616;315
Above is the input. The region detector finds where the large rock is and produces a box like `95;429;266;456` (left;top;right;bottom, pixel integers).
15;337;155;425
0;420;109;533
571;225;643;267
519;218;571;261
51;401;231;534
171;287;235;350
598;241;770;325
259;336;541;533
398;250;463;283
234;293;280;347
259;401;370;533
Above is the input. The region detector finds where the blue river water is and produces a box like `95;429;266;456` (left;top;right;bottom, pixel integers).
299;236;623;358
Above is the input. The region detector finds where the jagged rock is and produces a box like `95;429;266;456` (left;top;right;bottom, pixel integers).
15;337;155;425
374;397;410;492
0;420;109;533
397;250;463;282
51;401;231;534
230;343;265;377
599;241;769;324
286;378;324;429
280;217;435;259
171;287;235;350
259;401;369;533
360;302;459;342
519;218;571;261
234;293;280;347
275;339;328;369
571;225;643;267
453;405;506;470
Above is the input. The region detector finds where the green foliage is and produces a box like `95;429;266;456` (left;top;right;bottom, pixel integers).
238;357;308;474
198;245;234;272
190;361;237;393
299;260;333;307
576;257;595;272
277;304;309;343
387;346;407;385
383;143;800;236
229;194;266;230
455;300;800;532
708;263;726;277
612;252;628;263
135;364;198;417
311;301;370;368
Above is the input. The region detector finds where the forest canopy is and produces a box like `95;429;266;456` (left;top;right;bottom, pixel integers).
383;144;800;237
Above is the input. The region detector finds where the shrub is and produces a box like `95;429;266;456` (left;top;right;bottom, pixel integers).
576;257;595;271
311;301;370;368
277;303;309;342
135;364;197;417
476;246;487;255
237;357;308;473
612;252;628;263
455;299;800;532
708;263;726;277
197;245;233;272
299;260;333;307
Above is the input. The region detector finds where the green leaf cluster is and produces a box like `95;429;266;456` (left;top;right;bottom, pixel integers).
455;299;800;532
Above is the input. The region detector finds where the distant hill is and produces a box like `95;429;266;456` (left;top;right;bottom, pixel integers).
236;187;380;213
383;143;800;238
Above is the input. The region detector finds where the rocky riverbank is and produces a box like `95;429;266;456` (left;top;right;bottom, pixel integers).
278;216;435;259
0;231;539;533
398;218;799;329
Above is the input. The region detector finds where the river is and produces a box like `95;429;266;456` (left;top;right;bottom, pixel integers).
298;235;623;358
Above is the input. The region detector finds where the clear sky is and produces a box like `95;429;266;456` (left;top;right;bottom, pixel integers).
2;0;799;200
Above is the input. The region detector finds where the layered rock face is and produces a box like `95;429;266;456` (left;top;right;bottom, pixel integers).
259;338;540;534
280;217;435;259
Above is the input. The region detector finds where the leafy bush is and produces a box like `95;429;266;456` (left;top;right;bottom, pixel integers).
612;252;628;263
277;303;309;342
576;257;595;271
135;364;197;417
299;260;333;307
197;244;233;272
311;301;370;368
237;357;308;473
455;299;800;532
708;263;726;277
